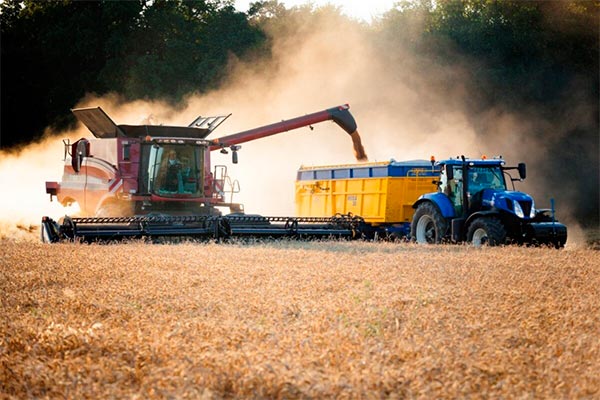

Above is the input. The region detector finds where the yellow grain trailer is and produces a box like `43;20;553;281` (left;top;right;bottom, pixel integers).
295;160;438;236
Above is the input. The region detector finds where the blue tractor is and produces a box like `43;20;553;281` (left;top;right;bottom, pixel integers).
411;156;567;247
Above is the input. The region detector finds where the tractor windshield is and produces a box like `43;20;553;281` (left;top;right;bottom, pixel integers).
141;143;204;197
467;166;505;193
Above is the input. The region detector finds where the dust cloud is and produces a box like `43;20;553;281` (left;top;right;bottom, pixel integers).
0;131;82;240
1;7;594;246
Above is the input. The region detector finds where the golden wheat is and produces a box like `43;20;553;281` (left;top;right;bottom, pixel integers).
1;240;598;398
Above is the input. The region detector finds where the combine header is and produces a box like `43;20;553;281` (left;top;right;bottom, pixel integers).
41;214;364;243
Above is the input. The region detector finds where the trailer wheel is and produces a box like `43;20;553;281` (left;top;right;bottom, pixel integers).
411;202;448;244
467;217;506;246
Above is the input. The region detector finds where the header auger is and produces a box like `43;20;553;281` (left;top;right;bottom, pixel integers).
41;214;366;243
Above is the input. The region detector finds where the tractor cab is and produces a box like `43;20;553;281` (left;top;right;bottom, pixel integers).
438;160;508;216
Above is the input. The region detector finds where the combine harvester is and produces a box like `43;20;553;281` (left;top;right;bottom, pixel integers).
41;105;367;242
41;105;566;247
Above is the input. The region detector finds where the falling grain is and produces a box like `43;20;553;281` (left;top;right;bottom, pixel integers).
350;130;368;161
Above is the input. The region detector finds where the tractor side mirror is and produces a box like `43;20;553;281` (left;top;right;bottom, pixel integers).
518;163;526;180
445;165;454;180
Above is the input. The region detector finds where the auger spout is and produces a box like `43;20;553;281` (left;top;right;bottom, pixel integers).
208;104;359;151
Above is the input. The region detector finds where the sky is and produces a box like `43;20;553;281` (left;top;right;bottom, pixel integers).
234;0;398;22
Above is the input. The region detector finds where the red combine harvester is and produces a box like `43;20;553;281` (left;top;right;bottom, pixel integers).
42;105;365;242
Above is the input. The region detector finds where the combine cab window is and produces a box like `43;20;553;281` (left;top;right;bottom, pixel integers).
142;144;204;197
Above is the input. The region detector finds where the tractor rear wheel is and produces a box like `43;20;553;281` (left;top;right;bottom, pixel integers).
467;217;506;246
411;202;448;244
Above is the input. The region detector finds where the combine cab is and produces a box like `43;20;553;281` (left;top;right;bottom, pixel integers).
46;107;228;217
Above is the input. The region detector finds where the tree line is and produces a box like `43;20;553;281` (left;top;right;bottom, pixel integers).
1;0;596;146
1;0;265;147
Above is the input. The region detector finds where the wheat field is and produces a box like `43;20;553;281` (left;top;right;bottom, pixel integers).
1;239;598;398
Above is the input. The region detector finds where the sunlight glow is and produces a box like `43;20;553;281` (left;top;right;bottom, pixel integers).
234;0;398;22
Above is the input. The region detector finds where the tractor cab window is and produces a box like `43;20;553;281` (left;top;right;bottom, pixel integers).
438;165;463;216
467;167;505;195
449;167;463;215
465;166;506;212
143;144;204;197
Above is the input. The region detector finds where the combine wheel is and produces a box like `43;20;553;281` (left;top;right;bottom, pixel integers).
213;217;231;241
467;217;506;247
58;216;76;240
411;202;448;244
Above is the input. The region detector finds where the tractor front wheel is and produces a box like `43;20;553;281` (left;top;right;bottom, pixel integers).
411;202;448;244
467;217;506;246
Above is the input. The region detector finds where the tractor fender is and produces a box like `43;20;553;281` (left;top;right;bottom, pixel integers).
465;210;501;227
413;193;455;219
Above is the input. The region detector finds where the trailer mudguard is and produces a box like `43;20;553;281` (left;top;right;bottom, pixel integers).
413;193;455;218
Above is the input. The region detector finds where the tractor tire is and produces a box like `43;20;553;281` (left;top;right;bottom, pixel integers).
467;217;506;246
411;202;448;244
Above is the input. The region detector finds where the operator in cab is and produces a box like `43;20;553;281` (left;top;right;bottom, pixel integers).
162;150;182;192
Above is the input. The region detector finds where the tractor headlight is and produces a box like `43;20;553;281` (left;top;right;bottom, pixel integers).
514;201;525;218
529;200;536;219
